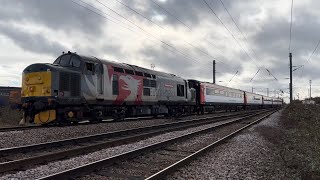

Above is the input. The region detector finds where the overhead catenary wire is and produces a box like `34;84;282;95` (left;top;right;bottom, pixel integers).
297;39;320;78
217;0;279;83
72;0;281;94
113;0;240;73
70;0;213;73
228;70;238;82
149;0;242;73
114;0;164;30
203;0;280;90
202;0;259;69
150;0;191;31
250;69;260;82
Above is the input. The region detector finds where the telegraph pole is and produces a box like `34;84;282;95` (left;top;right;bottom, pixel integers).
310;80;312;99
252;87;254;93
213;60;216;84
267;88;269;96
289;53;293;103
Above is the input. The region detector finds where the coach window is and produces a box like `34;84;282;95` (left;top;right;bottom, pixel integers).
206;88;212;95
177;84;184;97
152;75;156;79
85;62;95;75
143;88;150;96
112;74;119;95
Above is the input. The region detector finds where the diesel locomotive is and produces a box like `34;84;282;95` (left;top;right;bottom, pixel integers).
20;51;282;125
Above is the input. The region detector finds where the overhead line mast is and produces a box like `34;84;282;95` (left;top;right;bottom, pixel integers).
289;0;294;103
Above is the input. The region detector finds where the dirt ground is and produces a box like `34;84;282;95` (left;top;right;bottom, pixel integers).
0;106;22;127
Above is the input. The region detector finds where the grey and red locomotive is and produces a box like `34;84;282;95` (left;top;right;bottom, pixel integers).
20;52;282;125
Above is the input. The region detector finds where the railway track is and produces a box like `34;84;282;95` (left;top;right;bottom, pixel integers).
0;109;274;179
0;110;240;133
0;109;266;174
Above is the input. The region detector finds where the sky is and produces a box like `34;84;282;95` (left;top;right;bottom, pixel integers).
0;0;319;102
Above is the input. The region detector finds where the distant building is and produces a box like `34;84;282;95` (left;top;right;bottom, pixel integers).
302;99;315;105
0;86;21;106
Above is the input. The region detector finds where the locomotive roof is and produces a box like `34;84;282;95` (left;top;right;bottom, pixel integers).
76;53;184;80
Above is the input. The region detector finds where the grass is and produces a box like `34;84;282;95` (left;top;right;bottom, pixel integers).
0;106;22;127
258;104;320;179
281;104;320;179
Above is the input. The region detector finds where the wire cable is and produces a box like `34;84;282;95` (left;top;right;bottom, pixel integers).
70;0;213;73
218;0;279;82
112;0;239;73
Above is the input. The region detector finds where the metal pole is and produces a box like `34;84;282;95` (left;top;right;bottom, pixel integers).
267;88;269;96
252;87;253;93
289;53;293;103
213;60;216;84
310;80;312;99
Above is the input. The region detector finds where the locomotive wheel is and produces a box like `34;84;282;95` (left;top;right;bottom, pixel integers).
89;110;103;123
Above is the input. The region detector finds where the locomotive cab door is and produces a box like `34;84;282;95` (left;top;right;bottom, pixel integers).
95;63;104;97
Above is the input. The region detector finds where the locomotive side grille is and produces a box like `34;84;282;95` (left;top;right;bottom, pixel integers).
70;73;80;96
59;72;81;97
59;72;70;91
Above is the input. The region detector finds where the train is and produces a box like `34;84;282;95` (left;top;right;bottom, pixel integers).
20;51;282;125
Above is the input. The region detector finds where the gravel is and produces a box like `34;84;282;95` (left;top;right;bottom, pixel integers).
0;113;227;149
79;112;264;179
0;115;244;180
168;110;297;180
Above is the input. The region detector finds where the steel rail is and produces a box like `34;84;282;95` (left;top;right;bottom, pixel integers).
0;110;263;155
145;111;275;180
0;110;266;173
36;110;274;180
0;110;251;133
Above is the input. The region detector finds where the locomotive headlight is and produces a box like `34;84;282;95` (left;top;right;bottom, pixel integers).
29;86;35;92
38;76;41;80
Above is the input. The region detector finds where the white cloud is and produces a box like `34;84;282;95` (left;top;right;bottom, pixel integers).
1;0;320;102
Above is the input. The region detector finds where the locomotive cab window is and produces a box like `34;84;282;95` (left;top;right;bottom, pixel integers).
70;56;81;68
85;62;95;74
54;54;71;66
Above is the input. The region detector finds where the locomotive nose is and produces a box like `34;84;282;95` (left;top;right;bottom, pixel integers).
21;63;55;98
